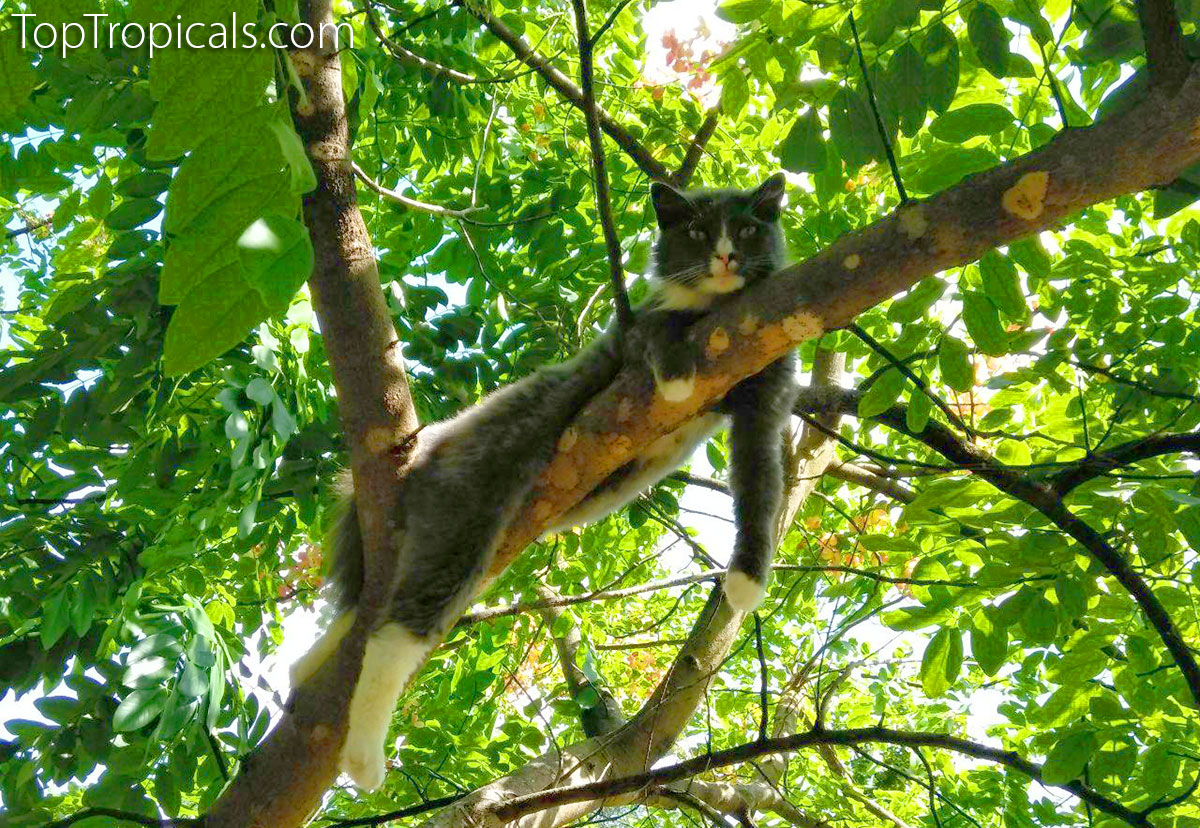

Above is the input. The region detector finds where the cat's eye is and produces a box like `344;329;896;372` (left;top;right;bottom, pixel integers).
688;227;707;241
739;225;759;239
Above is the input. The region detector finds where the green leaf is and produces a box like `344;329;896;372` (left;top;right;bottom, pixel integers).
40;592;71;650
0;30;37;127
113;688;168;732
720;70;750;118
105;199;163;232
829;86;884;171
906;146;998;194
937;335;973;392
889;277;947;323
118;172;173;199
920;628;963;696
778;109;827;174
1137;743;1181;798
1042;732;1097;785
962;291;1008;355
162;259;271;376
970;610;1008;676
906;386;931;433
858;368;906;419
138;0;274;160
922;23;959;114
968;4;1011;79
237;213;315;313
1022;593;1059;645
929;104;1013;142
160;114;296;306
979;251;1027;320
888;42;927;137
717;0;772;24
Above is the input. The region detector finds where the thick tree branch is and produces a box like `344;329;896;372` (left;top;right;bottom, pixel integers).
1137;0;1191;92
489;727;1147;827
571;0;633;329
202;3;419;825
1047;431;1200;495
455;0;672;181
795;385;1200;709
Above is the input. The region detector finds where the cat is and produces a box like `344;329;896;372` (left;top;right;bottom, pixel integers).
290;174;796;792
553;172;797;610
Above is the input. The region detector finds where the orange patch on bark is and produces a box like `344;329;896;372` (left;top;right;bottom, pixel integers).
1002;171;1049;220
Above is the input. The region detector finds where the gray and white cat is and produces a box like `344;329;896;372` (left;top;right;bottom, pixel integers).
291;174;796;791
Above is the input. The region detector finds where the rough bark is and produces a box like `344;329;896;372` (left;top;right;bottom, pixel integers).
202;1;418;825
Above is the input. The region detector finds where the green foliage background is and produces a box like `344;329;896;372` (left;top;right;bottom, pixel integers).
1;0;1198;826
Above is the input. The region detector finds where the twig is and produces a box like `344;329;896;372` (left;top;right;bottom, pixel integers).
1136;0;1191;92
352;162;483;219
6;215;52;239
42;809;197;828
455;0;673;181
590;0;632;47
363;2;476;83
672;109;719;187
570;0;633;329
847;13;908;203
848;323;969;433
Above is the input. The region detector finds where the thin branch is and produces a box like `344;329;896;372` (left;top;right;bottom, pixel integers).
1047;431;1200;495
826;462;915;503
847;13;908;203
318;794;464;828
455;0;673;181
363;2;476;82
571;0;633;329
796;385;1200;709
5;215;51;239
1136;0;1191;92
672;109;720;187
352;162;483;219
42;809;197;828
489;727;1148;827
848;323;968;433
590;0;632;47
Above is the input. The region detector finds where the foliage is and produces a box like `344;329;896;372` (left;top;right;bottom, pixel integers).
0;0;1198;827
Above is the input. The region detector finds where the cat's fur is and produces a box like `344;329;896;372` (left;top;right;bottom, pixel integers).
291;174;796;792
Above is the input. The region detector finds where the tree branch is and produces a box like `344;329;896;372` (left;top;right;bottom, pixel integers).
489;727;1148;827
1137;0;1191;92
201;3;420;825
795;385;1200;709
1047;431;1200;495
352;162;483;219
827;461;915;503
571;0;633;329
672;110;719;187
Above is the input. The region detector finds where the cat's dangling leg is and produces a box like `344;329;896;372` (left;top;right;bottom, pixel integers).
722;357;797;611
341;622;435;791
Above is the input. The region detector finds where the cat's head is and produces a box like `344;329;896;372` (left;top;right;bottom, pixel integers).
649;173;786;310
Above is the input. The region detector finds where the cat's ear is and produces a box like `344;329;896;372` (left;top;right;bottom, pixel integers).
749;173;786;221
651;182;694;228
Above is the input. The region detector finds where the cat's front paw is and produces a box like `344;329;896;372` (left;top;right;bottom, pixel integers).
342;735;388;792
657;373;696;402
723;570;766;612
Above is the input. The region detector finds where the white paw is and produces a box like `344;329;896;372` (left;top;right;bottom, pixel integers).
724;570;766;612
658;375;696;402
342;734;387;791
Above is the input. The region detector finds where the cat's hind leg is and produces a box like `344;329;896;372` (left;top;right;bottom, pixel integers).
341;622;434;791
